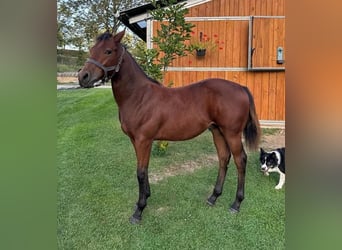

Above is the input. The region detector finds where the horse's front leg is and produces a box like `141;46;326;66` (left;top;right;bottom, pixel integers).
130;138;152;224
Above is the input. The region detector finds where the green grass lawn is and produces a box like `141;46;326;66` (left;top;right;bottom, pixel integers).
57;89;285;249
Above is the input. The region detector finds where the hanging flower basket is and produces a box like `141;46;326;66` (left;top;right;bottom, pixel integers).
196;48;206;57
190;31;224;58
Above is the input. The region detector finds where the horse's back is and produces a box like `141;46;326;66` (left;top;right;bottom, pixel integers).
191;78;249;106
168;78;245;96
162;78;250;125
199;78;245;92
160;78;249;111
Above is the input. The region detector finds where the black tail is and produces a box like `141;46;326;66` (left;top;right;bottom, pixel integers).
242;86;261;150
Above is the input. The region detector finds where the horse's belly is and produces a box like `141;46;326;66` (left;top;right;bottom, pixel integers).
155;120;209;141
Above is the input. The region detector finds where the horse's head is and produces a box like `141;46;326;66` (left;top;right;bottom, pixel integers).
78;30;125;88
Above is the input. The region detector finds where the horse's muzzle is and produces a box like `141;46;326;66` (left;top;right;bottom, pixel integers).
78;69;96;88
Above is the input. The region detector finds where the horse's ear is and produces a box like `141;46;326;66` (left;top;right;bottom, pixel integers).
113;30;125;43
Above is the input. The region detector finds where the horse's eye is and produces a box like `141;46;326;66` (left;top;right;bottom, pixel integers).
105;49;112;55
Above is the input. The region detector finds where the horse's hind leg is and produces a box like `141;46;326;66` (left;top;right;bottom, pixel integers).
207;126;231;206
225;133;247;213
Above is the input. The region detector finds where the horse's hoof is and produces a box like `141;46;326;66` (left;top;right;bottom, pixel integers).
129;216;141;224
229;207;239;213
207;196;216;206
206;199;215;206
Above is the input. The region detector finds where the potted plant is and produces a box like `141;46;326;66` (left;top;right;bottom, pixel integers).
191;31;223;57
196;47;206;57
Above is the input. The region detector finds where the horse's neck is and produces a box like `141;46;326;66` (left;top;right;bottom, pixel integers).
111;53;150;107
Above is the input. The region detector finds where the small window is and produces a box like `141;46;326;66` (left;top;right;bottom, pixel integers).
137;20;147;29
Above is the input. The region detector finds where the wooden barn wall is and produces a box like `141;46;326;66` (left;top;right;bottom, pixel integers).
154;20;249;68
251;17;286;69
152;0;285;121
187;0;285;17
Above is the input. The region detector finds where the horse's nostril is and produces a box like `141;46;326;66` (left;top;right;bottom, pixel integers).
80;72;90;83
83;72;89;81
78;71;91;86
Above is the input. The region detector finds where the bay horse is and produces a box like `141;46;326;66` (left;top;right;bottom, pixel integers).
78;30;261;224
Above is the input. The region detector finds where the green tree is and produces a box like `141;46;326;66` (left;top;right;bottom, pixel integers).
133;0;194;87
132;40;163;81
150;0;195;84
57;0;144;49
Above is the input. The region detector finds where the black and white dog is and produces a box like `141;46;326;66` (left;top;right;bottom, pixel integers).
260;147;285;189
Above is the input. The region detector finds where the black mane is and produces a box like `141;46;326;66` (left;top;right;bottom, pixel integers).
96;32;113;41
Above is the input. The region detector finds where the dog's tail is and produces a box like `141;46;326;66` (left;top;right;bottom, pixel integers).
243;86;261;151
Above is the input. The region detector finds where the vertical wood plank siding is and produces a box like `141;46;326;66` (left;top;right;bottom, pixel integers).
154;0;285;121
252;17;285;68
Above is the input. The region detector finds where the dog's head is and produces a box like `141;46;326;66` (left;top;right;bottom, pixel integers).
260;148;279;172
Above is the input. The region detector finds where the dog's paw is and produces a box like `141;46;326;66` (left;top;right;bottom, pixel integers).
264;172;269;176
275;185;282;189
